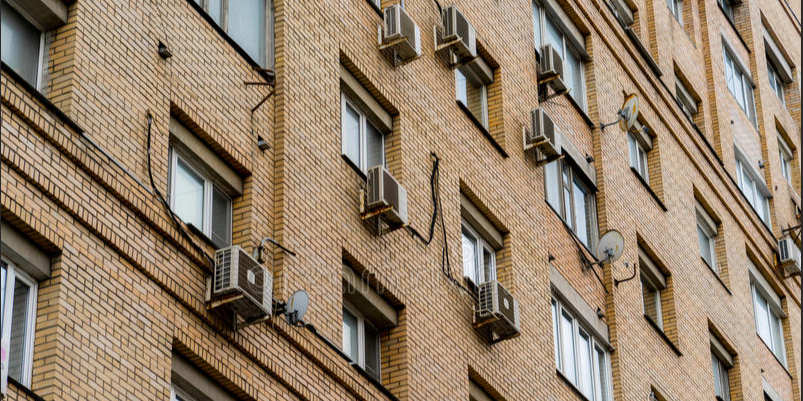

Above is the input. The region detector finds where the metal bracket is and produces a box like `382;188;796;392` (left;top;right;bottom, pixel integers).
377;25;422;67
614;261;637;287
358;189;408;235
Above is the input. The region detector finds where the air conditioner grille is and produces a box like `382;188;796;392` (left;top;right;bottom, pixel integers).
385;6;398;37
779;238;790;260
214;248;233;293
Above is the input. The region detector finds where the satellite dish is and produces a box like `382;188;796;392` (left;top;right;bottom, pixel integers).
596;230;625;264
285;290;309;326
618;94;639;132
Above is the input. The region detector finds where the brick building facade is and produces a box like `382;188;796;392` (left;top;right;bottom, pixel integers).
0;0;800;399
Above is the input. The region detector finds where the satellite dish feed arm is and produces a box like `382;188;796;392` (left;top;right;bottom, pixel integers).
600;108;626;130
255;237;297;263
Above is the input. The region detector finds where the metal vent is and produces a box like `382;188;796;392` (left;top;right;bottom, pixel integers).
208;245;272;320
384;5;398;37
214;248;233;293
779;238;789;260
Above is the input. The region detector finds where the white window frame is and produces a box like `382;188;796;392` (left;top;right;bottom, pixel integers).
454;67;489;129
723;48;757;126
627;132;650;184
695;203;718;272
1;257;38;388
711;351;731;401
531;0;587;111
168;149;233;247
640;273;663;330
170;383;198;401
192;0;274;67
1;1;47;90
766;59;785;105
340;92;386;174
546;160;598;248
778;137;793;185
667;0;683;25
342;303;381;380
750;284;786;366
461;221;497;288
735;158;771;225
551;296;612;401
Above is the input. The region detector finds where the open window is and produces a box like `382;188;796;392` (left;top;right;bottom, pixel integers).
168;117;243;249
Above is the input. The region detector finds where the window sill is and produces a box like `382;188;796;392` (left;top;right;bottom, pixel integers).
718;3;751;53
565;94;595;129
757;334;792;378
455;100;509;158
186;223;224;250
7;377;47;401
555;369;592;401
184;0;272;78
629;167;667;211
701;257;733;295
643;314;682;357
341;154;368;180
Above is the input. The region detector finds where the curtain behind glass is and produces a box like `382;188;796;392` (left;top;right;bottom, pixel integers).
228;0;266;66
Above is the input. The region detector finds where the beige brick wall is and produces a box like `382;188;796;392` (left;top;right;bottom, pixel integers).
0;0;800;400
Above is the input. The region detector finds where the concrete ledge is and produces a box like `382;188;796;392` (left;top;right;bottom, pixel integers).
550;265;609;346
1;220;51;280
7;0;67;30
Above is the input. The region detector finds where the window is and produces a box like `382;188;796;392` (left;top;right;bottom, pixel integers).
0;1;45;88
551;297;612;401
341;93;385;174
675;77;699;121
767;59;785;105
717;0;735;22
750;280;786;366
667;0;682;24
461;222;496;288
455;67;489;129
735;156;771;225
723;47;757;125
695;201;718;271
169;151;232;249
342;305;381;380
171;352;238;401
532;1;587;110
628;130;650;183
545;159;597;248
639;251;666;330
711;352;730;401
171;384;197;401
1;258;38;387
192;0;274;67
778;136;793;185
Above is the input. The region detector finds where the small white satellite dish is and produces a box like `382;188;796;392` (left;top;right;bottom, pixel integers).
285;290;309;326
596;230;624;264
618;94;639;132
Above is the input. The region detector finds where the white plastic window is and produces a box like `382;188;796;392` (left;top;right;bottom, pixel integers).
193;0;273;67
0;1;45;89
751;285;786;366
1;258;38;389
545;159;597;248
455;67;489;129
711;352;731;401
461;222;496;288
342;305;381;381
340;93;385;174
628;132;650;183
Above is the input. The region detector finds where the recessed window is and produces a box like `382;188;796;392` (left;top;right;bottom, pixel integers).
695;201;718;272
767;59;785;105
735;155;771;225
192;0;274;67
461;222;496;289
778;136;793;185
455;67;489;129
171;384;197;401
675;77;699;121
723;47;757;126
628;130;651;184
1;258;38;387
551;297;611;401
532;0;587;110
545;160;597;248
639;251;666;330
341;93;386;175
169;151;232;249
171;352;238;401
0;1;45;88
749;267;786;366
342;304;381;380
667;0;683;24
710;334;734;401
717;0;735;22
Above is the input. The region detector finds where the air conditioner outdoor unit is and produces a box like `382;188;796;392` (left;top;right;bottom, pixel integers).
207;245;272;320
525;108;561;158
383;4;421;61
476;280;520;341
441;5;477;60
778;236;801;275
366;165;408;226
539;44;566;92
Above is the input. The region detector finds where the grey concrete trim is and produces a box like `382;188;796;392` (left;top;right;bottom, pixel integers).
721;31;753;85
7;0;67;31
733;145;771;197
695;200;718;230
762;378;783;401
460;194;503;250
462;57;494;86
468;380;493;401
171;353;237;401
748;261;785;317
609;0;634;26
709;332;733;368
630;120;653;150
638;248;665;289
560;133;596;187
339;64;392;133
0;220;51;280
763;27;793;83
169;118;243;197
342;265;398;329
539;0;589;59
549;265;610;346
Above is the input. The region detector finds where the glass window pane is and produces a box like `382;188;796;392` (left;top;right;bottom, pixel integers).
228;0;266;66
560;311;576;383
770;312;785;360
1;2;41;86
462;230;478;285
364;323;381;381
573;179;589;246
545;161;561;212
210;187;231;248
552;300;561;369
342;102;361;169
457;67;488;129
754;291;771;345
8;278;30;381
208;0;222;24
566;48;584;108
532;2;542;48
174;158;205;229
596;347;609;401
365;121;384;171
482;247;495;283
563;166;572;224
1;262;6;328
342;309;359;362
455;68;468;105
545;16;563;57
712;354;722;397
697;224;713;267
578;331;593;398
628;133;638;170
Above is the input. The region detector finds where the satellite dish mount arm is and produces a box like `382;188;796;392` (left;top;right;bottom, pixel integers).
600;109;626;131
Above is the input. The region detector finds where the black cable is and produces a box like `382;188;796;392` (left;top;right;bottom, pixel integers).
406;154;440;245
146;114;215;267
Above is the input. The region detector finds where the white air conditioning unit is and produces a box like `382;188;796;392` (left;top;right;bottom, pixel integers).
207;245;272;320
366;165;408;226
539;44;566;92
525;108;561;158
778;236;801;275
383;4;421;61
441;5;477;60
476;280;520;341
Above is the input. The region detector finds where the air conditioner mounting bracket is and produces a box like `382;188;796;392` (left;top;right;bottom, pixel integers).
358;189;408;235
